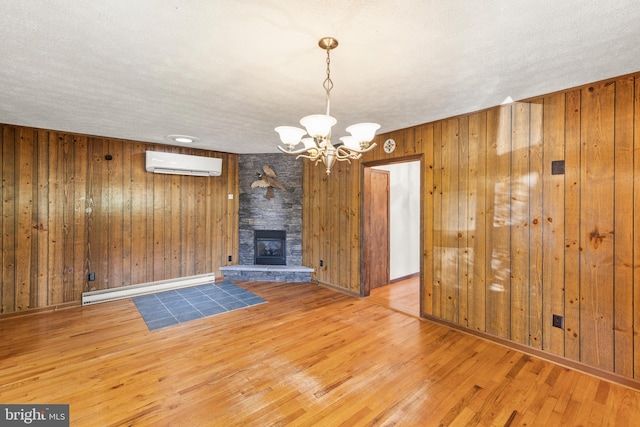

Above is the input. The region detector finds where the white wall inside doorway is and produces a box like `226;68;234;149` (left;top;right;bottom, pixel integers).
373;161;420;280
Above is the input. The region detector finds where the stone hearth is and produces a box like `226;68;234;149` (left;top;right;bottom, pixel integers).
220;265;313;283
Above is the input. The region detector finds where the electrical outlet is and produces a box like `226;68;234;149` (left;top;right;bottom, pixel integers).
552;314;564;329
320;259;324;267
228;255;232;262
551;160;565;175
88;272;95;281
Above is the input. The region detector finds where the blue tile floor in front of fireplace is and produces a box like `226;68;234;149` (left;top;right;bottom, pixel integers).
132;282;266;331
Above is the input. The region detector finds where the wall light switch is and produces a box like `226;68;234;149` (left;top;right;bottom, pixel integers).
228;194;234;199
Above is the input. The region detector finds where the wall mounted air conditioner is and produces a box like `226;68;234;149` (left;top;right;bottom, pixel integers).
145;151;222;176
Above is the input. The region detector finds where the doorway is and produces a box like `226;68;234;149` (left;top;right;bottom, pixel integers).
362;156;423;317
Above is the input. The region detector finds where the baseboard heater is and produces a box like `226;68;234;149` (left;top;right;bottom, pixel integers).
81;273;216;306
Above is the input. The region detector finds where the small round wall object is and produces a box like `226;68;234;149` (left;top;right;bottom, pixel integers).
383;138;396;153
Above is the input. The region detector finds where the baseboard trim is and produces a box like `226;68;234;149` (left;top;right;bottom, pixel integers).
313;279;360;297
390;272;420;284
0;301;81;319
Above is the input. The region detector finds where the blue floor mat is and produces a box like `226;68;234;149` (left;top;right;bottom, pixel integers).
133;282;266;331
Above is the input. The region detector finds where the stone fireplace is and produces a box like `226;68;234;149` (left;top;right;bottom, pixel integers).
237;154;302;266
220;154;312;282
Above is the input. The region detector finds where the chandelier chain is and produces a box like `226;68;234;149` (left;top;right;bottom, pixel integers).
323;48;333;116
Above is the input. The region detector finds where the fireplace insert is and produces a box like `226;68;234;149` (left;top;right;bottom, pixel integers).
254;230;286;265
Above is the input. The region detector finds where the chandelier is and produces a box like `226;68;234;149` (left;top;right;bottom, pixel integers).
275;37;380;175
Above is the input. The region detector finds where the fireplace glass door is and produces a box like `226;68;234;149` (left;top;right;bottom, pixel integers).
254;230;286;265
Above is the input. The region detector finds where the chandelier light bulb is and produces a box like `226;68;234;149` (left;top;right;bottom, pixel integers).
345;123;381;143
275;126;306;147
300;114;336;138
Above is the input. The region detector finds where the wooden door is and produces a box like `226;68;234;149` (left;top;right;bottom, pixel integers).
363;168;390;296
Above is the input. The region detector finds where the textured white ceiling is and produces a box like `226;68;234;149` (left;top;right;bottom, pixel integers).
1;1;639;154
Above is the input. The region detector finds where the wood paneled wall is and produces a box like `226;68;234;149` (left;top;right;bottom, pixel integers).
302;72;640;382
0;124;238;315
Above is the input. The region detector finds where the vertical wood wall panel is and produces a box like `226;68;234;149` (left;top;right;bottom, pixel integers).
579;81;615;371
153;173;167;280
486;106;512;338
121;141;133;288
109;139;125;289
228;155;239;268
301;71;640;384
440;118;459;322
61;134;73;300
564;90;582;360
183;174;194;275
130;144;148;285
0;125;237;314
346;160;356;291
421;124;434;316
327;167;338;287
529;100;544;350
47;134;64;304
3;126;16;313
337;165;349;289
211;162;224;274
432;122;443;317
16;128;34;311
458;116;469;327
510;102;531;344
169;174;181;278
194;173;206;274
36;130;50;308
543;93;568;356
468;112;487;331
87;138;107;290
72;135;88;301
301;161;311;272
613;77;635;377
204;167;214;273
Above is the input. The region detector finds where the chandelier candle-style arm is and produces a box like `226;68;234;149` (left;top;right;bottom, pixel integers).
277;145;310;155
335;142;378;160
274;36;381;175
292;147;336;175
338;141;378;155
294;152;322;162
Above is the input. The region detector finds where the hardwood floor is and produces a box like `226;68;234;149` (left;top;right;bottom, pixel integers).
368;276;420;317
1;281;639;426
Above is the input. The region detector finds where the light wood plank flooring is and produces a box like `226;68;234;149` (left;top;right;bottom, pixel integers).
368;276;420;317
1;281;639;426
